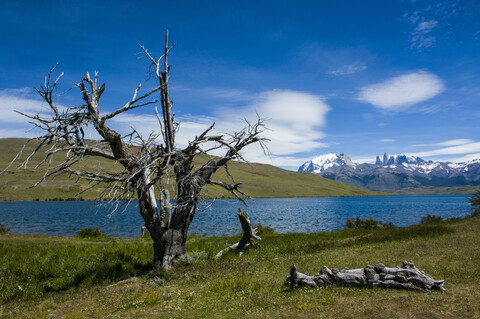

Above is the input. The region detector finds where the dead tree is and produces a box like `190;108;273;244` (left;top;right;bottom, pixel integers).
215;208;261;258
5;30;268;270
285;261;445;293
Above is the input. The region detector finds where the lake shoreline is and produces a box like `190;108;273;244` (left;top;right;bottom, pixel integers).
0;195;472;238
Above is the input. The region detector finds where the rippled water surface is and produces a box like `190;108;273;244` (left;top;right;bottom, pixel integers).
0;195;472;237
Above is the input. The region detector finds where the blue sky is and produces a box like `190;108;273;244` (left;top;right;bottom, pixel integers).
1;0;479;170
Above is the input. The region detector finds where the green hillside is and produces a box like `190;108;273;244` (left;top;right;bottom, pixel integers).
0;138;385;201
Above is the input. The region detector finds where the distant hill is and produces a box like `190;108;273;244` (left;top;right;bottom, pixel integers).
0;138;385;201
299;152;480;193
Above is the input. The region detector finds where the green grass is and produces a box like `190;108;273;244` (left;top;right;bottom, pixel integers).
0;235;151;303
0;138;385;201
1;217;480;318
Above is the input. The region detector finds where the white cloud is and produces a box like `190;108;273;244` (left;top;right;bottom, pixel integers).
357;71;444;110
240;90;330;157
380;138;395;143
415;139;474;147
411;20;438;49
110;112;216;148
448;153;480;163
0;88;59;138
328;63;367;76
1;86;331;169
412;142;480;158
0;88;48;124
110;90;331;166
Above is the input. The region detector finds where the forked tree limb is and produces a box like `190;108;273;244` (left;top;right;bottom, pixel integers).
216;208;261;258
4;30;269;270
285;261;445;293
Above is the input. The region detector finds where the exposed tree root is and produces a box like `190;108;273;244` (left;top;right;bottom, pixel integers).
216;208;261;258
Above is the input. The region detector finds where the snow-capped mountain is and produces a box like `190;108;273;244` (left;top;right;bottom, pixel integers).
298;153;355;174
299;152;480;192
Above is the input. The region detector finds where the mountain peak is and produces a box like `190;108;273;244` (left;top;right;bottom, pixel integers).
378;153;428;167
299;153;355;174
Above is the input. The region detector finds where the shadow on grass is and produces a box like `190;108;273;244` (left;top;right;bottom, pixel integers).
70;253;151;291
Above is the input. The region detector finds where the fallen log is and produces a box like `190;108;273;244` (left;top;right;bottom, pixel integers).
216;208;261;258
285;261;445;293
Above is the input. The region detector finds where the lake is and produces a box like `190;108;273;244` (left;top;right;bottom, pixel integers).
0;195;473;237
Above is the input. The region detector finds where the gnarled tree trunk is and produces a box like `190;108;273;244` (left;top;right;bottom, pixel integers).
285;261;445;293
138;182;197;270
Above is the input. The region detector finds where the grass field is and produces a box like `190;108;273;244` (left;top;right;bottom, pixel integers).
0;138;385;201
1;217;479;318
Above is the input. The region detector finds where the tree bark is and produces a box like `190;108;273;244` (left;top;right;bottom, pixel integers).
151;193;197;270
216;208;261;258
285;261;445;293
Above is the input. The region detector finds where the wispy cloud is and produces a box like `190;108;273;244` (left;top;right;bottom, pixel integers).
410;20;438;49
405;1;480;49
412;141;480;158
448;153;480;163
0;88;54;138
414;139;474;147
0;88;47;124
357;71;444;111
328;63;367;76
380;138;395;143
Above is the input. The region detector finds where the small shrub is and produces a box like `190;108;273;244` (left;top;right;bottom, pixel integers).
468;192;480;218
420;214;444;224
173;251;209;266
470;207;480;218
379;221;396;229
468;191;480;207
346;218;355;229
0;225;10;234
76;227;106;238
254;222;276;235
149;276;169;287
361;218;378;230
345;217;395;230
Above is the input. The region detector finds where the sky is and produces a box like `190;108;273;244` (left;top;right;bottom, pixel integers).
1;0;480;170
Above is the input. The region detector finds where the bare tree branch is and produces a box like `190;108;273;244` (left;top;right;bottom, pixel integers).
4;31;269;270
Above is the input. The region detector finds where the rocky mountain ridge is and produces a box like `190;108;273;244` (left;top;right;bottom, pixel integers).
299;152;480;192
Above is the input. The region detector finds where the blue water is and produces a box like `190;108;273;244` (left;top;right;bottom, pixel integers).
0;195;472;237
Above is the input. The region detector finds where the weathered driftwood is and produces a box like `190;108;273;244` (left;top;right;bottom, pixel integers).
216;208;261;258
285;261;445;293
